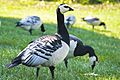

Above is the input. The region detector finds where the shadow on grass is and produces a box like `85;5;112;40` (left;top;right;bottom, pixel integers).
0;16;20;26
93;28;112;33
0;16;120;79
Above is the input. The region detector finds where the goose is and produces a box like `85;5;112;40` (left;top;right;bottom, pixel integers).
64;15;76;28
6;4;73;80
64;34;98;70
16;16;45;35
82;16;106;29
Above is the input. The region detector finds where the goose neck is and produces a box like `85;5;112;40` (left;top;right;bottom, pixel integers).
56;8;70;46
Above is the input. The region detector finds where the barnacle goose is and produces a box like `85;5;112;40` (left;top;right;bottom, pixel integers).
64;34;98;70
82;16;106;29
64;15;76;28
6;4;73;79
16;16;45;35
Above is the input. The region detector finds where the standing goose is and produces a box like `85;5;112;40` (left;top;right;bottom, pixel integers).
64;15;76;28
16;16;45;35
64;34;98;70
6;4;73;79
82;16;106;29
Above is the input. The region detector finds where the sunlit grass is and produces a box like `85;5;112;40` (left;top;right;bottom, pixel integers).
0;0;120;80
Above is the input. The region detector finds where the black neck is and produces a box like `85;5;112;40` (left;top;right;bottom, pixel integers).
99;22;105;26
74;45;96;57
56;8;70;46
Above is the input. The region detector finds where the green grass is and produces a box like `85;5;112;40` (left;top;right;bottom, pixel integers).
0;0;120;80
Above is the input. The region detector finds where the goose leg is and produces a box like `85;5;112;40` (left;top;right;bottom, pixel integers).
36;67;40;80
91;61;96;70
66;22;70;28
49;66;55;80
70;25;72;28
29;29;32;35
92;25;94;29
64;59;68;68
103;26;107;30
41;24;45;34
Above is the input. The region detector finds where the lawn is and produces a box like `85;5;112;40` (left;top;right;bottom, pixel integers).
0;0;120;80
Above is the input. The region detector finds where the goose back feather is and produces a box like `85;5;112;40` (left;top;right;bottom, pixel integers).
16;16;45;35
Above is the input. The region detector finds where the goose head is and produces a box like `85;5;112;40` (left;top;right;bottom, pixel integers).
89;56;98;70
16;22;23;27
16;18;30;28
58;4;74;13
99;22;106;29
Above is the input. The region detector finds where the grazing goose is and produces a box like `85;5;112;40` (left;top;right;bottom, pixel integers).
82;16;106;29
6;4;73;80
16;16;45;35
64;15;76;28
64;34;98;70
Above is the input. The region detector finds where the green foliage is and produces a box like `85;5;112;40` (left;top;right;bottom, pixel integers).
106;0;120;3
4;0;120;4
78;0;89;4
39;0;120;4
72;0;120;4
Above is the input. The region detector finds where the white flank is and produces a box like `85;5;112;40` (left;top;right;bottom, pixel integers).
22;26;31;30
65;40;77;59
91;20;101;26
89;56;96;65
42;41;69;66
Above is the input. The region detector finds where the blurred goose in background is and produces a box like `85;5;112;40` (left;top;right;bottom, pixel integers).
6;4;73;80
16;16;45;35
64;15;76;28
82;16;106;29
64;34;98;70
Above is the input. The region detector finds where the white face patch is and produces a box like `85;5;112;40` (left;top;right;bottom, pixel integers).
89;56;96;65
59;4;70;13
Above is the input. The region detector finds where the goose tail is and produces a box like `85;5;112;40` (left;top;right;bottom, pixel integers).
41;24;45;32
6;56;22;69
81;18;86;21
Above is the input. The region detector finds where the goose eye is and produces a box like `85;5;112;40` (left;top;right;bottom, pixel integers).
27;20;30;22
64;6;69;8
